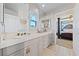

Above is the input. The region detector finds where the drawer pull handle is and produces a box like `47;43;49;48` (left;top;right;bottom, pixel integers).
26;48;30;54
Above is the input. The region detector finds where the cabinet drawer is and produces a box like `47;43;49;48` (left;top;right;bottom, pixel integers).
3;42;24;56
10;49;24;56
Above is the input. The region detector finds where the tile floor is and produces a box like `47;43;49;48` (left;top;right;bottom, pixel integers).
56;39;73;49
40;45;75;56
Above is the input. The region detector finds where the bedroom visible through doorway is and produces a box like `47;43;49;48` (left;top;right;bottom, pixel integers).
56;15;73;49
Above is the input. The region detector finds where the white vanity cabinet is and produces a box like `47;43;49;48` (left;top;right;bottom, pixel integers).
38;35;50;55
24;32;53;56
10;48;24;56
24;39;39;56
38;37;44;55
39;34;50;49
2;42;25;56
0;32;53;56
43;35;50;48
48;33;55;45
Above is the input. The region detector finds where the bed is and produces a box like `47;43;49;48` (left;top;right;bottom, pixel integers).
60;29;73;40
61;33;73;40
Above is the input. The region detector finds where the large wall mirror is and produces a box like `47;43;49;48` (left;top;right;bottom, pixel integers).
29;12;37;28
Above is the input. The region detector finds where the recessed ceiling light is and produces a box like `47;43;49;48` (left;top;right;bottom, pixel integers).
42;4;45;8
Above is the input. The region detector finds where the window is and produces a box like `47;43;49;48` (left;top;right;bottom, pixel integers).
30;15;37;28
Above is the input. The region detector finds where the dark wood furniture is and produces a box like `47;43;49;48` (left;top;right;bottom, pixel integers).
60;33;73;40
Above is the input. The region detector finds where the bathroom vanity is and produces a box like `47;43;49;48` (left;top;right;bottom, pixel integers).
0;3;54;56
0;31;54;56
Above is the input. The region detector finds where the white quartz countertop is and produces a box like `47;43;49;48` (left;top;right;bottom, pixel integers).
0;31;53;49
27;31;53;40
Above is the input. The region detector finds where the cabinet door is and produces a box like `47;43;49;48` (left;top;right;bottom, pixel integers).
43;35;49;48
24;39;39;56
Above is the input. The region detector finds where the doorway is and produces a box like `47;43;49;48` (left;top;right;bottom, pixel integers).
56;15;73;49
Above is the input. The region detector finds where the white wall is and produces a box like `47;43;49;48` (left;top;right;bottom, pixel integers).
40;13;56;32
55;8;74;33
40;13;56;44
18;4;29;33
0;4;3;33
3;4;29;33
73;4;79;55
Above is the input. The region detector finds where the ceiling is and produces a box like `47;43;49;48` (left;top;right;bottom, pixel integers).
4;3;76;18
30;3;75;17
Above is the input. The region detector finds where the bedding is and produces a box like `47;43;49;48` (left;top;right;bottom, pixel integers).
60;29;73;40
60;33;73;40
